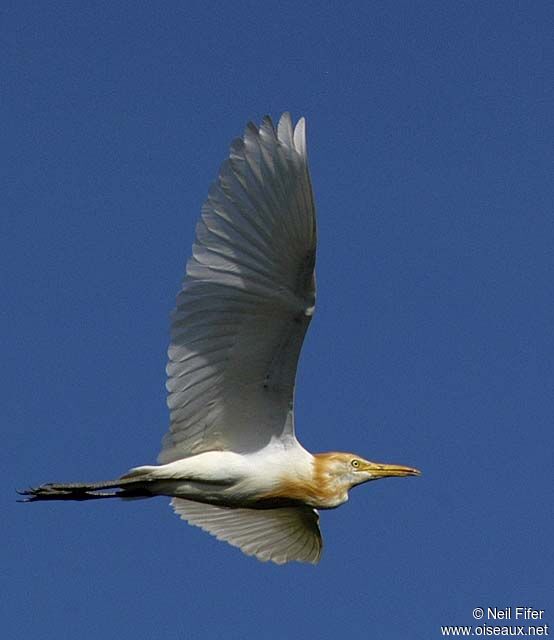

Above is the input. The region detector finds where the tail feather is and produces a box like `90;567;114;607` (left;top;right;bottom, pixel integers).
18;477;152;502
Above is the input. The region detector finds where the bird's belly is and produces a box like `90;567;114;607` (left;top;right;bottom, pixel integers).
141;450;283;506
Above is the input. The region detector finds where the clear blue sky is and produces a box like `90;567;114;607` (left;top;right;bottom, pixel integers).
3;2;553;638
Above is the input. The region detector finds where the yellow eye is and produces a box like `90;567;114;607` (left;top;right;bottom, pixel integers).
351;459;360;468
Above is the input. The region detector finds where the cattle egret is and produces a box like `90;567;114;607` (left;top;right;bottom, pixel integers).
21;113;420;564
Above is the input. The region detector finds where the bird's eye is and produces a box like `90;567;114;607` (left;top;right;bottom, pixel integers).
351;459;360;468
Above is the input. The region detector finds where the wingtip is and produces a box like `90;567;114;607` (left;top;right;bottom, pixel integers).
239;113;306;154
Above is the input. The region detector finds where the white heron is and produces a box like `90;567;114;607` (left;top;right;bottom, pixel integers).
22;113;420;564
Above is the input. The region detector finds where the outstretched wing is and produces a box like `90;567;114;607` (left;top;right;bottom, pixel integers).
172;498;322;564
160;114;316;463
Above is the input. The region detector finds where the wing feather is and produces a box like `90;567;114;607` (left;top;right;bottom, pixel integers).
171;498;322;565
160;114;316;462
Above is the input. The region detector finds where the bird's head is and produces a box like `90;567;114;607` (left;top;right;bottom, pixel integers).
315;452;421;492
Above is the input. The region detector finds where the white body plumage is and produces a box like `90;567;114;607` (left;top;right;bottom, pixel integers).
126;441;317;508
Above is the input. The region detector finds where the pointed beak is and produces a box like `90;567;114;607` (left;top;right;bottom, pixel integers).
363;461;421;478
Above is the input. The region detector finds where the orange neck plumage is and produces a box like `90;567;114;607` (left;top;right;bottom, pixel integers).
258;452;351;509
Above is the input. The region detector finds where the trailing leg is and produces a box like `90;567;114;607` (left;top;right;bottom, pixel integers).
18;477;152;502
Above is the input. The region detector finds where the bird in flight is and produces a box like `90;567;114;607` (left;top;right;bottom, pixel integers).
21;113;420;564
